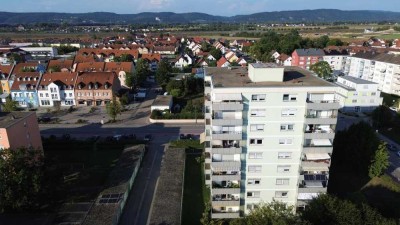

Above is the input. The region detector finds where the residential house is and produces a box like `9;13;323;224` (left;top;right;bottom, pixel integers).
74;62;105;73
10;72;41;108
335;76;383;112
225;51;239;63
0;112;42;150
217;57;230;68
47;59;74;72
141;53;161;72
291;48;325;70
207;54;217;61
37;72;77;107
276;54;292;66
174;54;193;69
153;46;176;55
104;62;134;88
0;64;14;96
323;48;349;72
74;72;120;106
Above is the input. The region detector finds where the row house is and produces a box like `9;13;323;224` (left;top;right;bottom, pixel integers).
346;52;400;96
10;72;42;108
47;59;74;72
0;64;14;97
153;46;177;55
78;48;139;62
291;48;325;70
75;72;120;106
217;57;230;68
37;72;76;107
225;51;239;63
104;62;134;88
141;53;161;72
213;41;227;54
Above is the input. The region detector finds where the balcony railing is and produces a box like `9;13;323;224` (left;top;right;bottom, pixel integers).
305;114;337;119
212;181;240;189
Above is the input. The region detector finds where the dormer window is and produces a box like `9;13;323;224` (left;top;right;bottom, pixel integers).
104;83;109;89
94;83;98;89
78;84;82;89
88;83;92;89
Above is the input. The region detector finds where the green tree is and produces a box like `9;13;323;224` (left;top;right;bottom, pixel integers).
313;35;330;48
0;147;44;212
156;59;172;85
48;65;61;72
210;48;222;60
2;96;18;112
134;59;150;85
368;142;390;178
371;106;394;128
166;79;184;95
9;53;22;63
230;201;304;225
124;72;136;89
106;96;122;122
301;194;395;225
327;38;344;46
114;54;134;62
310;61;332;79
119;93;129;106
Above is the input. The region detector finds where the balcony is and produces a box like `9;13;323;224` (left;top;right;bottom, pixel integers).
212;146;242;154
301;160;330;172
212;194;240;207
212;118;243;126
304;129;335;139
212;102;243;111
211;161;241;171
212;131;242;140
306;100;340;110
212;171;241;181
211;211;240;219
302;146;333;154
305;115;337;124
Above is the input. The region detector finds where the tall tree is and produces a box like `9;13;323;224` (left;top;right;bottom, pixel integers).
210;48;222;60
0;147;44;212
106;96;122;122
2;96;18;112
310;61;332;79
134;59;150;85
301;194;395;225
156;59;172;86
368;142;390;178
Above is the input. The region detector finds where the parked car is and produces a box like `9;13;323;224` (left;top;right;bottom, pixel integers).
387;144;397;152
179;134;186;140
144;134;152;141
397;151;400;157
186;134;193;140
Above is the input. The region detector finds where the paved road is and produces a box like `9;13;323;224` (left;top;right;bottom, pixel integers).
39;80;204;225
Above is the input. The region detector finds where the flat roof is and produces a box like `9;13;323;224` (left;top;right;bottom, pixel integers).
250;63;283;68
153;95;173;106
339;76;377;85
0;112;35;128
205;66;335;88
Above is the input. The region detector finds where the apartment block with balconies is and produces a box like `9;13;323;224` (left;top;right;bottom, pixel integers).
203;63;339;218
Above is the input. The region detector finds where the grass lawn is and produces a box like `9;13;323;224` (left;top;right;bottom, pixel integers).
181;154;209;225
361;175;400;218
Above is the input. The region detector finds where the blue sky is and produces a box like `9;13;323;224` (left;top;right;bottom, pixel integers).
3;0;399;16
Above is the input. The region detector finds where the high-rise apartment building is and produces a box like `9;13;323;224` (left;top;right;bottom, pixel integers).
203;64;339;218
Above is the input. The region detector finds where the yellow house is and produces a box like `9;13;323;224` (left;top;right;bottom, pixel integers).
0;64;14;94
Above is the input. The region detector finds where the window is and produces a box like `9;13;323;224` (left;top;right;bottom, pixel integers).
247;191;260;198
283;94;297;101
249;152;263;159
352;99;357;103
371;92;376;96
280;124;294;131
13;93;17;97
275;191;288;198
277;165;291;173
250;109;266;117
19;93;22;97
45;93;49;97
276;179;290;185
250;124;264;132
250;138;263;145
278;152;292;159
279;138;293;145
64;93;67;97
39;93;43;97
247;179;261;185
281;109;297;117
69;93;73;97
41;100;50;106
353;92;358;96
248;165;262;173
251;94;266;101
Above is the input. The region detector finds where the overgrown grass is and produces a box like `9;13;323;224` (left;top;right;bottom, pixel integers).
170;139;204;150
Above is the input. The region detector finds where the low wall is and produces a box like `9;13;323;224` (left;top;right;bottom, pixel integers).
149;118;205;124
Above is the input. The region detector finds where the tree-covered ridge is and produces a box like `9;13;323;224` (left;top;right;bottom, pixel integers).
1;9;400;24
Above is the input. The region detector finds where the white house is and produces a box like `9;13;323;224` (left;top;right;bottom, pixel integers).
323;49;349;71
37;72;77;107
174;54;193;69
335;76;383;112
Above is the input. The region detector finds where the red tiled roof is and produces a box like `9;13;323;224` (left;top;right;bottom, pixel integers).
75;62;105;72
10;72;40;91
217;57;228;67
47;59;74;71
0;64;13;77
39;72;77;87
12;62;39;74
104;62;133;73
75;72;117;90
141;53;161;62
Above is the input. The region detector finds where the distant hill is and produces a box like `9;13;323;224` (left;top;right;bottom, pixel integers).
0;9;400;24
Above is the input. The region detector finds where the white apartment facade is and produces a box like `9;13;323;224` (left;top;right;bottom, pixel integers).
37;72;77;107
335;76;383;112
204;64;339;218
346;52;400;96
